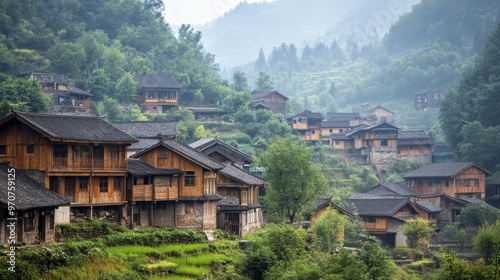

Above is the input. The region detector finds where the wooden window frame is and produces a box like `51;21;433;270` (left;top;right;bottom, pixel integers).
0;145;6;155
99;177;109;193
184;171;195;187
26;144;34;154
24;211;36;232
79;177;88;191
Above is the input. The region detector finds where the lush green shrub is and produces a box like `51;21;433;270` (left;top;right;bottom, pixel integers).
20;247;67;273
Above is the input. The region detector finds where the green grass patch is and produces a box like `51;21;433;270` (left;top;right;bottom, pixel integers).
140;260;177;274
149;276;195;280
169;253;229;266
107;243;210;256
175;264;210;276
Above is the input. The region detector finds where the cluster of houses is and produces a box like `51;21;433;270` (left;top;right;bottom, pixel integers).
1;72;497;249
0;110;266;245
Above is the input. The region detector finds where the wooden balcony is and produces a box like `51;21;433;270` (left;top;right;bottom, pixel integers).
51;158;126;170
130;184;178;201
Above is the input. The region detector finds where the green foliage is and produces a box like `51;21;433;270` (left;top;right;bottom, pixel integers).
255;71;274;92
459;122;500;174
401;217;436;249
258;137;327;224
115;72;138;103
438;251;500;280
0;100;11;118
311;208;347;252
459;201;500;228
0;74;49;113
440;224;467;250
358;241;395;280
392;247;424;261
473;221;500;265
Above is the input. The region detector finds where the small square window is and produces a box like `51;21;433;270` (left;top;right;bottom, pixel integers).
99;177;108;193
368;217;377;223
184;171;195;186
158;150;168;159
27;145;34;154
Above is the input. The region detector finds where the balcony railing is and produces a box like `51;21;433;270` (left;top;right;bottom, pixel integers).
51;158;126;170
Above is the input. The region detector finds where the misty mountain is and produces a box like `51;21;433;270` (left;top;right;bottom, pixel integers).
197;0;415;69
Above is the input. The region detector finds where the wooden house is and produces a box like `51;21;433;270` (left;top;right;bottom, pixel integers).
185;106;226;121
0;163;69;246
346;122;399;150
130;140;225;231
250;90;288;117
346;193;420;247
126;158;182;229
0;111;138;224
397;131;433;163
287;110;324;141
134;74;181;114
216;163;266;236
414;89;445;111
112;121;178;157
189;138;253;170
24;72;92;114
329;132;355;149
353;104;394;125
313;198;354;223
486;181;500;208
404;162;491;199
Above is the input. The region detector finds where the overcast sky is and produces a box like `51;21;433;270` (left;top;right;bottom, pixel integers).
163;0;275;26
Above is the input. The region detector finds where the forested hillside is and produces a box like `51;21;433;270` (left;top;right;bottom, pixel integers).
234;0;499;127
0;0;226;107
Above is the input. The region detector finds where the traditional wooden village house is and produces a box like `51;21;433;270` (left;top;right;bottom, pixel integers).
216;163;266;236
0;111;138;224
126;158;182;229
346;193;420;248
329;132;355;150
0;163;69;245
287;110;324;142
414;88;445;111
130;140;225;232
397;131;434;163
312;198;354;223
353;105;394;124
189;137;254;170
250;90;289;117
185;106;226;121
23;72;92;114
404;162;491;199
134;74;181;114
112;121;177;157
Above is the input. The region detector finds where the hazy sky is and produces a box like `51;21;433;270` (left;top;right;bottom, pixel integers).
163;0;275;26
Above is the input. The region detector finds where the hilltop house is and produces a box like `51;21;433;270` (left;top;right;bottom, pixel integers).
0;163;69;245
130;140;224;232
23;72;92;114
397;131;434;163
250;90;288;117
346;193;420;248
134;74;181;114
185;106;226;121
404;162;491;199
414;88;445;111
0;111;138;224
287;110;324;142
353;105;394;124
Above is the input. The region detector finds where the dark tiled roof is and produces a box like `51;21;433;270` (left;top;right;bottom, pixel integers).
346;122;399;137
132;140;225;171
326;112;361;121
189;138;253;163
185;107;226;113
398;131;433;146
218;163;267;185
330;132;353;140
127;159;182;176
288;110;324;120
129;138;162;151
112;121;177;138
321;121;351;128
404;162;491;179
366;182;419;196
316;198;354;217
5;111;138;143
134;74;181;88
415;200;442;212
0;163;69;210
345;194;411;216
251;90;289;101
371;105;394;114
67;86;92;96
29;72;70;84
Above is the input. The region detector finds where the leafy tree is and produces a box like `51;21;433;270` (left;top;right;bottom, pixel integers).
323;251;368;280
401;217;435;249
459;121;500;173
85;68;113;102
194;124;208;140
311;208;347;252
0;100;12;118
440;224;467;251
48;42;86;79
258;137;327;224
115;72;138;103
232;71;249;92
254;47;266;72
255;72;274;92
242;244;277;280
473;220;500;265
459;201;500;228
439;250;500;280
0;75;49;113
358;240;394;280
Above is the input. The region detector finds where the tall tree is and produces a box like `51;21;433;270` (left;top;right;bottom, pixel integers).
254;47;266;72
115;72;138;103
254;71;274;92
0;74;49;113
258;137;327;224
232;71;249;92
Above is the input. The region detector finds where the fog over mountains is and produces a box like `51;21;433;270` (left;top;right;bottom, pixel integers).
196;0;419;69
